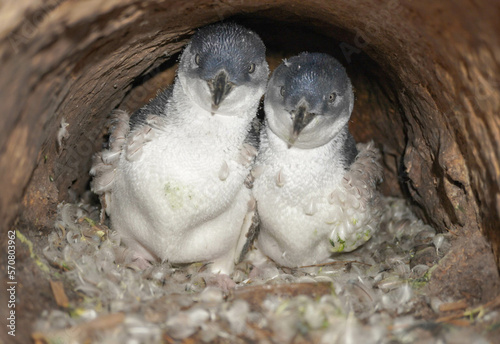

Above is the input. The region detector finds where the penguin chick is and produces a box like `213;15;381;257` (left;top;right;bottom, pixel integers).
91;23;269;274
253;52;383;268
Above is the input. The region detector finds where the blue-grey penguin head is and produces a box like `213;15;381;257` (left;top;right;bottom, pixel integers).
264;52;354;149
178;23;269;115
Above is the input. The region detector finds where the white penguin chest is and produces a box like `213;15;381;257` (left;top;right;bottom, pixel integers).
255;150;345;216
253;146;349;258
118;114;249;225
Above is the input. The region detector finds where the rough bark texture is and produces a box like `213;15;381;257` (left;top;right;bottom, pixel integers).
1;0;499;342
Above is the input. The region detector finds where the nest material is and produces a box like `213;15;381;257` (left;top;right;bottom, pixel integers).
31;194;496;343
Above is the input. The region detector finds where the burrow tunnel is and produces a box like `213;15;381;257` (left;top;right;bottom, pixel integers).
1;0;499;341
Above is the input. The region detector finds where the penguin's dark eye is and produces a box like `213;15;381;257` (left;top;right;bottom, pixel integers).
329;92;337;103
280;86;285;97
248;63;256;73
195;54;201;65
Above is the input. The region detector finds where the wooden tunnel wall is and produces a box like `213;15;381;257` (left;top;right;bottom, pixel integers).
1;0;499;305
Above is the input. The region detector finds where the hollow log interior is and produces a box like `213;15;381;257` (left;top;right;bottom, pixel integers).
1;0;499;342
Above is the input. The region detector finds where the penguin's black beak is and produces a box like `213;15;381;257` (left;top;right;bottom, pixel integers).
288;102;316;148
208;70;234;113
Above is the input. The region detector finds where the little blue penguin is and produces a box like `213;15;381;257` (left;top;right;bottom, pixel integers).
90;23;269;274
252;52;383;268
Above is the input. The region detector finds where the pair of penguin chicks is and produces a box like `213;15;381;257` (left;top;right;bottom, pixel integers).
91;23;383;275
